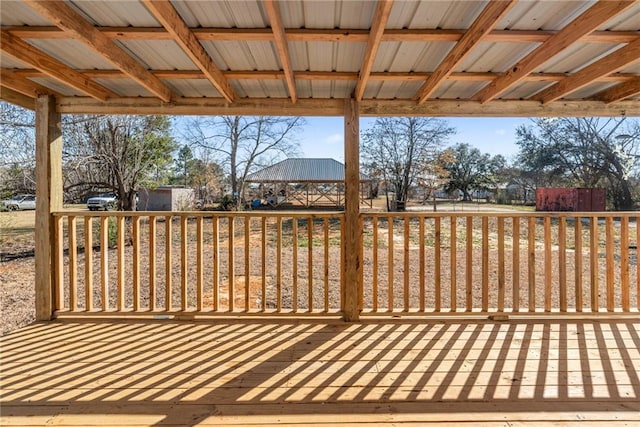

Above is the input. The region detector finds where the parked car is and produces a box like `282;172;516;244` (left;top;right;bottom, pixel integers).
2;194;36;211
87;193;118;211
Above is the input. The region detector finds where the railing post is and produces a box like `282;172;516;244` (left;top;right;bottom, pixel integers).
343;98;361;321
35;94;62;321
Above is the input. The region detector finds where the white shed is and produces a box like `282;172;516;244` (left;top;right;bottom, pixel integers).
138;186;195;211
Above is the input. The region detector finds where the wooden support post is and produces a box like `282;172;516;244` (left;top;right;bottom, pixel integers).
343;98;361;322
35;94;62;321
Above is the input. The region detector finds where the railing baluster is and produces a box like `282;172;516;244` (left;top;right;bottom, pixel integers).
309;216;314;312
212;215;219;311
117;216;125;311
450;216;457;311
149;216;156;311
244;216;250;312
497;217;505;313
528;217;536;312
165;215;172;312
434;217;441;312
372;216;378;312
324;217;330;312
197;215;204;311
466;216;473;312
180;215;188;311
276;216;282;312
132;216;140;311
544;216;551;312
419;216;425;313
261;216;267;312
606;216;614;312
292;217;298;313
512;217;520;312
84;216;93;311
558;217;566;312
621;216;629;312
404;216;410;311
388;216;394;311
229;216;235;312
590;217;599;313
100;216;108;311
482;216;488;312
67;216;77;311
574;217;583;312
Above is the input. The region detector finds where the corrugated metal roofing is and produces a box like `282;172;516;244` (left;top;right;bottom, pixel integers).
246;158;369;183
1;0;639;112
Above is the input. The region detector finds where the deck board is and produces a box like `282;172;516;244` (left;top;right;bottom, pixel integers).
1;318;639;426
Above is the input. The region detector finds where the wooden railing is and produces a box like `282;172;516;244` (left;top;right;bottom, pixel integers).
52;211;344;316
360;212;640;316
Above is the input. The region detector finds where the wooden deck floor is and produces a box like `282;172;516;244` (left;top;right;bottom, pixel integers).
1;317;639;426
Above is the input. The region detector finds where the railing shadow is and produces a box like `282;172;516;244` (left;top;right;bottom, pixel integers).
1;318;639;425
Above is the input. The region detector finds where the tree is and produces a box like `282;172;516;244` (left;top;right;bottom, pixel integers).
172;145;195;186
0;102;36;197
64;115;176;210
361;117;455;210
443;143;506;201
183;116;303;208
516;117;640;210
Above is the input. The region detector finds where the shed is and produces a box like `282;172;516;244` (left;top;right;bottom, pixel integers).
245;158;372;208
536;188;606;212
138;186;195;211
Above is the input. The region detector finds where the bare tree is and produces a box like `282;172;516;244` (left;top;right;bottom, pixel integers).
361;117;454;210
0;102;36;197
183;115;303;208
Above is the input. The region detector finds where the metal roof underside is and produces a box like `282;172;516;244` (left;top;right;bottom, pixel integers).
246;158;369;183
1;0;639;116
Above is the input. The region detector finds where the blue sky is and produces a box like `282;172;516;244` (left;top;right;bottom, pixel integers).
300;117;531;163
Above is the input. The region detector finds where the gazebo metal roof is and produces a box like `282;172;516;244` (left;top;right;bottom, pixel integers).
246;158;370;183
1;0;639;117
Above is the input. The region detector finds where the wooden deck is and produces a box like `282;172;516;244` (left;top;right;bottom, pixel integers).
1;318;639;426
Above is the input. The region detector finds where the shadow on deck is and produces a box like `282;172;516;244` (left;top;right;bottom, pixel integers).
1;317;639;426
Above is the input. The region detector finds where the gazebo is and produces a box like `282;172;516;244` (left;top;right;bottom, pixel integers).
245;158;372;208
1;0;640;425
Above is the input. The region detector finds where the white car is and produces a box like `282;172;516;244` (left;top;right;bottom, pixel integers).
2;194;36;210
87;193;118;211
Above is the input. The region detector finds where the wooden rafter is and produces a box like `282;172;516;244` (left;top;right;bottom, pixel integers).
533;38;640;104
6;26;639;44
264;0;296;103
594;76;640;104
0;86;36;110
471;0;637;104
0;30;115;101
354;0;394;101
415;0;516;104
23;0;174;102
140;0;236;103
0;68;61;98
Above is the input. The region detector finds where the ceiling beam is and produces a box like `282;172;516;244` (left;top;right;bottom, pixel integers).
533;38;640;103
0;30;115;101
140;0;236;103
0;86;36;110
593;76;640;104
6;25;639;44
56;96;640;117
354;0;394;101
415;0;516;104
0;68;62;98
23;0;174;102
264;0;297;103
471;0;637;104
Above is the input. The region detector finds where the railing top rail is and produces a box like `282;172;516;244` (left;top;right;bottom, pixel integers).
53;210;345;219
361;211;639;218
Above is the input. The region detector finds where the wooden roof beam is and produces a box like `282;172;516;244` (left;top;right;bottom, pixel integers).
415;0;516;104
6;26;639;44
354;0;394;101
471;0;637;104
140;0;236;103
0;30;115;101
23;0;174;102
0;67;62;98
0;86;35;110
264;0;297;103
594;76;640;104
533;38;640;103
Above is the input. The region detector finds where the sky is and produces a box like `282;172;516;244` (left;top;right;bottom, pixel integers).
299;117;532;163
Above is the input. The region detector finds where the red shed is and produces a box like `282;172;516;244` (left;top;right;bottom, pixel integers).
536;188;606;212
